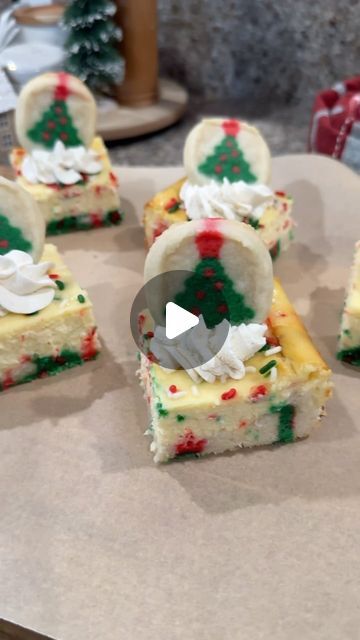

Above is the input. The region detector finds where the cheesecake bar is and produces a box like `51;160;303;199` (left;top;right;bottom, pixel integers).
337;241;360;366
0;243;100;391
10;137;121;235
139;279;332;462
143;178;294;259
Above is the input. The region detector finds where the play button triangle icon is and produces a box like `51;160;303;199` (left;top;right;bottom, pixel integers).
165;302;199;340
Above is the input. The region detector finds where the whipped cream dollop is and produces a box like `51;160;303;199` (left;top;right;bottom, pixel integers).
0;250;56;316
150;316;267;383
22;140;102;186
180;178;274;222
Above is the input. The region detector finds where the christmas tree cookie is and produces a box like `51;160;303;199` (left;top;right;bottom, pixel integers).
0;176;100;392
10;72;122;235
138;219;332;463
337;241;360;366
143;118;294;259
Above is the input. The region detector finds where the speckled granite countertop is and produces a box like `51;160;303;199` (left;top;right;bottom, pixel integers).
108;99;309;166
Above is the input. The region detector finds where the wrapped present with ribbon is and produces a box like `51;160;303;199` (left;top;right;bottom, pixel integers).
309;76;360;172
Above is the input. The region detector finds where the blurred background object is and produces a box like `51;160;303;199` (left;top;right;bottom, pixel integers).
1;0;360;167
309;77;360;172
63;0;124;93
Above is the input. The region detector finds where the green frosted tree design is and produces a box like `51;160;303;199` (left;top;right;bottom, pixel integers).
27;99;82;149
0;214;32;255
198;135;257;184
174;257;255;328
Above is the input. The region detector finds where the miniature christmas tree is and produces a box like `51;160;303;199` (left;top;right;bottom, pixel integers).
198;120;257;184
27;93;82;149
174;230;255;328
63;0;124;93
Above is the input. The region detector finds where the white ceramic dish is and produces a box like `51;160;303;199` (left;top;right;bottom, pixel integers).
0;42;64;89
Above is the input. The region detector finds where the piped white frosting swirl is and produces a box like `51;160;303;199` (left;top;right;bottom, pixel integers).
0;250;56;316
150;316;267;383
22;140;102;186
180;178;274;222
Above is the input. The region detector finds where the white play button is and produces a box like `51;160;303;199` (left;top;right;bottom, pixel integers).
165;302;199;340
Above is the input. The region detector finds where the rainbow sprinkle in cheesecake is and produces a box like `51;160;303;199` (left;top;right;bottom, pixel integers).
144;118;294;259
137;218;332;463
10;72;121;235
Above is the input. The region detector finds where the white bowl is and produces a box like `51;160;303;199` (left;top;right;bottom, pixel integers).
0;43;65;89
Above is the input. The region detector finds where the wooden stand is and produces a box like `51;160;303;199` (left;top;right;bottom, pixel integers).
114;0;158;107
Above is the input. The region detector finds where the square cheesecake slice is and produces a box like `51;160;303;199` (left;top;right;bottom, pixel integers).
139;279;332;463
143;178;294;259
337;240;360;366
0;244;100;391
10;137;122;235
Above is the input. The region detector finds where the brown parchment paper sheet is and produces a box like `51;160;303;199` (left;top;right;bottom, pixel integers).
0;157;359;640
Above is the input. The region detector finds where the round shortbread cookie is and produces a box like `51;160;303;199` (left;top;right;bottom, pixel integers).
144;218;273;326
15;72;96;151
183;118;271;186
0;177;45;262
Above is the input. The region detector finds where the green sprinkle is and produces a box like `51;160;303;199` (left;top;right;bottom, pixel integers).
77;294;85;304
343;329;351;336
156;401;169;418
55;279;65;290
176;414;186;422
259;359;277;375
248;217;260;230
168;203;181;213
259;343;269;352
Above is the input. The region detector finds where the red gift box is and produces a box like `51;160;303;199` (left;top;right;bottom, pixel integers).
309;76;360;171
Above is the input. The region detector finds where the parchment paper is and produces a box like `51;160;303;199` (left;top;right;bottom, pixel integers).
0;156;359;640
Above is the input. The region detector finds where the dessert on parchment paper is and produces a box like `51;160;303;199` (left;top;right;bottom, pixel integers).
10;72;121;235
0;177;100;391
138;218;332;463
144;117;294;259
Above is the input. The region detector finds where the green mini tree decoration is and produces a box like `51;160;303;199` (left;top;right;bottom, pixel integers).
63;0;124;93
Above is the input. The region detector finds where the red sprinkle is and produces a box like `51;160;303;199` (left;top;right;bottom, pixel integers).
0;239;9;248
169;384;178;393
146;331;154;339
217;303;228;314
221;387;237;401
90;213;103;228
196;290;206;300
249;384;268;402
275;190;286;197
232;165;241;173
191;307;201;316
49;273;59;280
164;197;179;211
215;164;223;174
175;429;207;456
203;267;215;277
239;420;248;428
214;281;224;290
81;327;98;360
